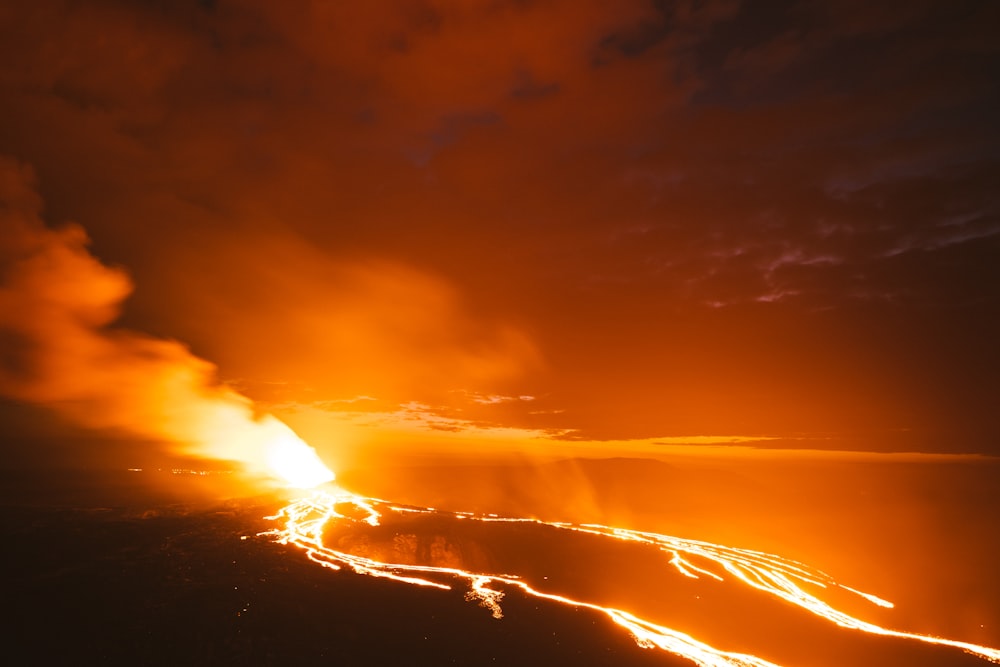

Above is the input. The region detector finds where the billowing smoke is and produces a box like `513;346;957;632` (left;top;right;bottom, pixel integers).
0;157;332;487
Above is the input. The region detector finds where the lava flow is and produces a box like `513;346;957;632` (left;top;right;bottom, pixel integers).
264;486;1000;667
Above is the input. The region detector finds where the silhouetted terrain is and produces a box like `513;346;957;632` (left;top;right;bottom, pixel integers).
339;455;1000;650
3;470;679;667
4;459;999;667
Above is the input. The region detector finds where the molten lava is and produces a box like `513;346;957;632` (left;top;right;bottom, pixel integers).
264;486;1000;667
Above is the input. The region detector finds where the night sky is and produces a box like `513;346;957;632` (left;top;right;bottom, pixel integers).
1;0;999;469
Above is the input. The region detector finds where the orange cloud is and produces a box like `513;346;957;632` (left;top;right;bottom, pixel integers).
0;158;332;487
1;0;998;456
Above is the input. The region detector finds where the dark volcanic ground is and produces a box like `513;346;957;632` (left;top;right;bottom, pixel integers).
3;470;681;667
4;463;999;667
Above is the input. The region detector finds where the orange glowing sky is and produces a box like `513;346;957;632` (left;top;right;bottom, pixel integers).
1;0;999;469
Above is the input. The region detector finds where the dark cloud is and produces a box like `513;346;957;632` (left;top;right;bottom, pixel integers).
0;0;998;462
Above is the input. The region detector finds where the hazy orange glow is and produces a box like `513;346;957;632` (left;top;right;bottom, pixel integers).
3;0;1000;460
1;4;998;663
266;486;1000;666
192;409;334;488
256;419;335;488
0;159;332;488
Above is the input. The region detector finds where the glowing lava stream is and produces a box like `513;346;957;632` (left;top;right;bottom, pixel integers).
264;487;1000;667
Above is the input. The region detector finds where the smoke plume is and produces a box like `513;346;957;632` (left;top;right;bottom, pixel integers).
0;157;331;486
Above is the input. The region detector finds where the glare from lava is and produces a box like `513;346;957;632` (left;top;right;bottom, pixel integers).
263;483;1000;667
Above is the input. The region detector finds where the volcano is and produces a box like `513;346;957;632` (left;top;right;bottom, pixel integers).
6;457;999;667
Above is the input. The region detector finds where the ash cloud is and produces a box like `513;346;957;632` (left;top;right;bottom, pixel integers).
0;157;312;479
1;0;999;450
